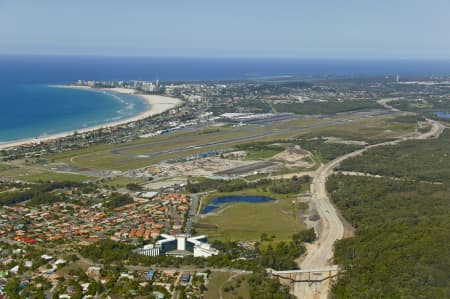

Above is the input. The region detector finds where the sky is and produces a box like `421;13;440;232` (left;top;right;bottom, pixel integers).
1;0;450;59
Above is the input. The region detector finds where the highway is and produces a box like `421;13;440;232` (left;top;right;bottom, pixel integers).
294;118;445;299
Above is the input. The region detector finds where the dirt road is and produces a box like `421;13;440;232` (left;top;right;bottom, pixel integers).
294;119;445;299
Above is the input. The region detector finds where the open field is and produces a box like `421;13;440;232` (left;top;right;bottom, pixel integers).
0;166;91;183
273;99;382;115
20;172;91;183
298;115;418;142
245;148;282;160
243;144;284;160
0;163;10;171
204;272;250;299
98;176;149;188
194;194;305;242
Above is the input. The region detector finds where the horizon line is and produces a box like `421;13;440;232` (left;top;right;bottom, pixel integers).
1;52;450;61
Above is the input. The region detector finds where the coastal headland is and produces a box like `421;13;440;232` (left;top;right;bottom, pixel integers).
0;86;182;149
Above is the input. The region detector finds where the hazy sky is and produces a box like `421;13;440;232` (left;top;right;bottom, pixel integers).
1;0;449;58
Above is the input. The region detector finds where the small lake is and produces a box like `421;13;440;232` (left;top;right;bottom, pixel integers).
201;195;273;214
432;111;450;119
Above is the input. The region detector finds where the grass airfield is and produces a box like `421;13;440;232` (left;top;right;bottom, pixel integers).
52;111;411;171
0;111;417;184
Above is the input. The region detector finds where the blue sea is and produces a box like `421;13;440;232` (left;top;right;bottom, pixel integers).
1;55;450;142
0;84;146;142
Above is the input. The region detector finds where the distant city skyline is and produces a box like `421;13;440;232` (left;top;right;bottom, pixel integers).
1;0;450;59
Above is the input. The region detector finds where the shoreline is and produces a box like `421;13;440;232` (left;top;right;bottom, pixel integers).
0;85;183;149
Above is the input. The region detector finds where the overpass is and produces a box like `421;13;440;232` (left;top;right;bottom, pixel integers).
268;267;340;283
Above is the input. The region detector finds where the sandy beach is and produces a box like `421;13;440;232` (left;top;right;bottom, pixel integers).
0;86;183;149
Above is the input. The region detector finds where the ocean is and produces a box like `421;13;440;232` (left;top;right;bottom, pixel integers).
0;84;146;142
1;55;450;142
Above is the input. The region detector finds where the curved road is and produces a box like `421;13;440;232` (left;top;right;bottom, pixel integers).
295;119;445;299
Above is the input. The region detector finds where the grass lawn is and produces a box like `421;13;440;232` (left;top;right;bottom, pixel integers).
243;173;271;181
56;260;89;276
99;176;148;188
0;163;10;171
0;166;91;183
204;272;250;299
204;272;231;299
411;102;432;109
22;172;91;183
194;194;305;242
244;147;284;160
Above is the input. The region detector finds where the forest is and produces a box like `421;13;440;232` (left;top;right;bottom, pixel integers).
185;176;310;195
295;138;363;162
0;181;82;206
338;129;450;182
208;99;272;115
273;99;381;115
327;175;449;298
104;192;134;209
328;129;450;298
390;98;450;121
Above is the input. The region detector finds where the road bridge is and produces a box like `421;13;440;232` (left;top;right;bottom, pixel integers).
268;267;340;283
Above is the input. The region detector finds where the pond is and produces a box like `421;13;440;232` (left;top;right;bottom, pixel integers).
201;195;273;214
432;111;450;119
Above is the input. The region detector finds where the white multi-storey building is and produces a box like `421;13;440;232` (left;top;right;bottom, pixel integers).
134;234;219;258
